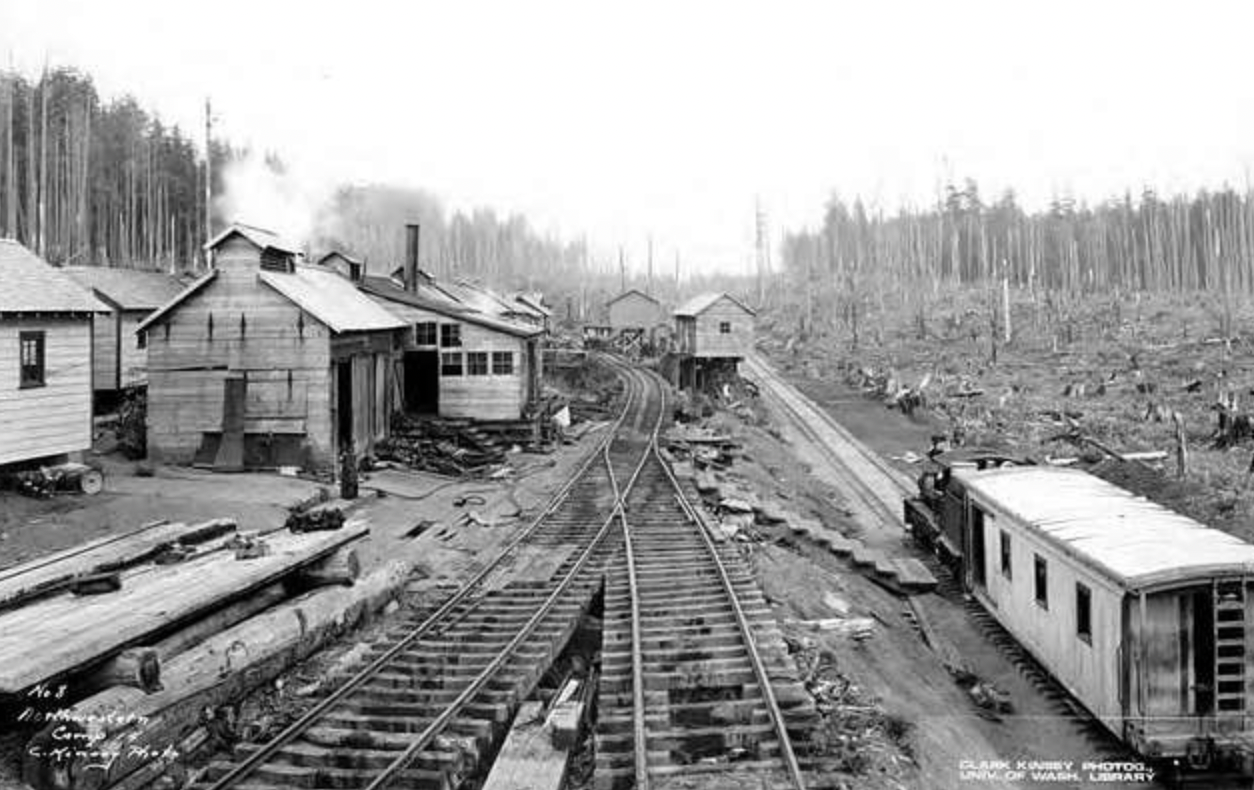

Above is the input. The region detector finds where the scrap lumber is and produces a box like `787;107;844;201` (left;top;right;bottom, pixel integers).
0;523;368;696
26;559;414;790
0;519;238;611
481;700;570;790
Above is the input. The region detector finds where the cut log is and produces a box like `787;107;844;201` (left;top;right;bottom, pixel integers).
0;524;368;695
78;648;161;695
147;582;289;660
290;546;361;588
25;559;414;790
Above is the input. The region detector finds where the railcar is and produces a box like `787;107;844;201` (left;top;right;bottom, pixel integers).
907;462;1254;770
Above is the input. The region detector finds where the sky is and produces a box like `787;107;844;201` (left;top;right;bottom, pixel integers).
4;0;1254;275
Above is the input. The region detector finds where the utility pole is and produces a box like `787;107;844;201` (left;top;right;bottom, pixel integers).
204;97;213;269
618;246;625;293
647;236;654;297
754;197;770;307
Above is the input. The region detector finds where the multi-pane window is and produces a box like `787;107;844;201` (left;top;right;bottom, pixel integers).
19;331;45;388
718;321;732;334
1076;583;1092;643
440;324;462;347
415;322;438;346
440;351;463;376
467;352;489;376
492;351;515;375
1034;554;1048;609
999;530;1012;580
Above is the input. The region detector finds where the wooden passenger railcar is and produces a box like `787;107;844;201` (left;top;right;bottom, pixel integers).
944;465;1254;768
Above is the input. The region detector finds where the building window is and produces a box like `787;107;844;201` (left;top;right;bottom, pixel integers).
467;352;489;376
1034;554;1048;609
999;530;1012;580
19;331;45;388
260;248;294;273
492;351;515;375
440;351;463;376
719;321;732;334
415;322;438;346
137;331;147;350
1076;583;1092;643
440;324;462;347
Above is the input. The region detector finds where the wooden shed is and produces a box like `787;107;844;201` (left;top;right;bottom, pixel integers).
672;292;756;389
138;224;406;473
62;266;186;393
361;277;545;423
607;288;663;334
0;240;107;467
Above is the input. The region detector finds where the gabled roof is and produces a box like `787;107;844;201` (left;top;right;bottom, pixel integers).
515;292;553;317
62;266;187;311
259;266;405;333
205;223;298;255
0;240;109;314
361;279;544;339
607;288;661;308
674;292;756;318
958;466;1254;589
317;250;363;267
136;270;219;333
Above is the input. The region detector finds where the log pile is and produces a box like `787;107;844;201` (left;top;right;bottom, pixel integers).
375;414;508;476
0;513;384;790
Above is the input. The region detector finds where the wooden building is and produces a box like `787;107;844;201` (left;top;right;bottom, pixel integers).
62;266;186;393
316;251;365;283
139;224;406;473
672;292;756;389
513;292;553;332
0;240;106;467
362;277;545;422
606;288;663;334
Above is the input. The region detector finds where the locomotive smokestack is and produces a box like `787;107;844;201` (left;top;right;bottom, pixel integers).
404;223;420;293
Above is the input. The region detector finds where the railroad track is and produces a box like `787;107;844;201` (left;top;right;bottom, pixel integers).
196;359;812;790
595;369;814;790
740;354;912;537
197;359;654;790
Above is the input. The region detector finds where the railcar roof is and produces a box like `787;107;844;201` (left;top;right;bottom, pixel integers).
956;465;1254;589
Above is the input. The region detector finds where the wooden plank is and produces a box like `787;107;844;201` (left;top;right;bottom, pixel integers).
850;544;883;568
0;519;237;610
481;700;570;790
0;523;369;694
888;558;938;593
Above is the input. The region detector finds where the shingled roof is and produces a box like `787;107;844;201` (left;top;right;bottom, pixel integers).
0;240;108;315
62;266;187;311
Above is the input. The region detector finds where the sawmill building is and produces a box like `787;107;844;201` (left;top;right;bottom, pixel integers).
607;288;663;334
62;266;186;394
0;239;107;467
139;224;406;472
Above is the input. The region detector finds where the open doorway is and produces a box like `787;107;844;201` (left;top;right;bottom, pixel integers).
337;361;354;450
404;350;439;414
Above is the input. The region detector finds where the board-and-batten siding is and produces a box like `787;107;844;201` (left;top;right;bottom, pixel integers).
145;258;334;468
608;293;662;331
688;298;753;358
0;317;93;465
968;492;1125;733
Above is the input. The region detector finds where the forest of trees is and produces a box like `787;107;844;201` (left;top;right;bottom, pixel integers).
780;182;1254;337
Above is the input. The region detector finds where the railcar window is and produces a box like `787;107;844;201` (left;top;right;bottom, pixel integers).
1034;555;1048;609
1000;530;1012;580
1076;583;1092;643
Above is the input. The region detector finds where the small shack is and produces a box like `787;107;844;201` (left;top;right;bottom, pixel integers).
316;251;365;283
672;292;756;390
0;240;106;467
62;266;186;393
607;288;663;334
139;224;406;472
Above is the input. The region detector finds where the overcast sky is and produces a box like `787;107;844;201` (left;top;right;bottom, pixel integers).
4;0;1254;274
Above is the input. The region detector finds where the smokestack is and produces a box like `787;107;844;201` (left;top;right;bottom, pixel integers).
405;224;420;293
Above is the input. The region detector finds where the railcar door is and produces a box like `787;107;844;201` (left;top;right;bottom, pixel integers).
970;506;987;589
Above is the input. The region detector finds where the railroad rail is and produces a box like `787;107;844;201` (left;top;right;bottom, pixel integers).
198;359;655;790
596;368;814;790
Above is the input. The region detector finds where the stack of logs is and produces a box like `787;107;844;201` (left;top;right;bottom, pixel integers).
0;507;401;790
376;414;507;476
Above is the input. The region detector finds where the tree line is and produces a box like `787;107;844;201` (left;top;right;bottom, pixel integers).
780;182;1254;338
